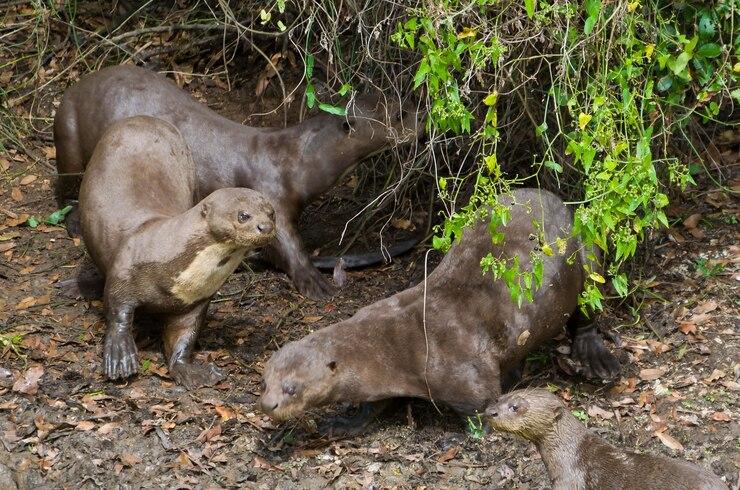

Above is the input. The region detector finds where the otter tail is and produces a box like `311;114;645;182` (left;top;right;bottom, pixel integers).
311;237;423;270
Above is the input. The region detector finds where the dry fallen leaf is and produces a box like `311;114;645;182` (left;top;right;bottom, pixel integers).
639;367;666;381
703;369;726;384
97;422;121;435
654;430;684;451
692;300;718;315
682;213;701;230
12;365;44;395
587;405;614;419
75;421;95;431
196;424;221;443
436;445;460;463
19;174;37;185
11;187;22;202
42;146;56;159
302;316;323;324
710;411;731;422
391;218;413;230
517;330;530;346
15;296;37;310
119;453;141;467
214;405;235;422
678;322;697;335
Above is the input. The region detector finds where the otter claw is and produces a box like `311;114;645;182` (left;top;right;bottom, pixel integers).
571;330;620;380
103;331;138;380
294;267;334;299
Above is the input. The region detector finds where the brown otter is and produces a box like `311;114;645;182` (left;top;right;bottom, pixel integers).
55;65;423;298
486;389;728;489
79;116;275;388
259;188;620;423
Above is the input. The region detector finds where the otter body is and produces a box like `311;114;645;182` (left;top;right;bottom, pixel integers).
486;389;727;490
260;189;619;420
56;65;422;298
80;116;275;388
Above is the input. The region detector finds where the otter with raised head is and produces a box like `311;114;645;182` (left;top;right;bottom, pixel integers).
55;65;423;298
259;188;620;424
80;116;275;388
486;389;728;489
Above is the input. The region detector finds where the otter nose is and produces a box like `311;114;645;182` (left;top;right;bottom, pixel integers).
485;407;498;418
257;222;274;234
259;396;279;414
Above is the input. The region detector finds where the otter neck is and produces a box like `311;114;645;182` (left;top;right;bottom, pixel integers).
535;413;589;486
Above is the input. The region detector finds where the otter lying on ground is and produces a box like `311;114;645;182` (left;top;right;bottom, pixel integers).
486;389;727;489
79;116;275;388
55;65;423;298
259;188;620;426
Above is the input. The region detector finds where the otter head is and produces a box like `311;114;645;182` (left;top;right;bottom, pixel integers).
335;94;425;157
259;336;340;421
485;389;565;443
200;188;275;247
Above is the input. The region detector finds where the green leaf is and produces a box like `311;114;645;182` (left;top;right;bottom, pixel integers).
27;217;39;228
731;88;740;102
524;0;535;18
277;20;286;32
439;177;447;190
305;83;316;108
696;43;721;58
585;0;601;18
669;52;690;76
611;274;628;297
413;59;430;89
584;16;597;35
305;54;314;78
338;83;352;96
656;75;673;92
46;205;73;225
544;160;562;173
318;103;347;116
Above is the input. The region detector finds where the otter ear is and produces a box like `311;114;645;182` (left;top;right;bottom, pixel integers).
200;201;211;218
327;361;337;372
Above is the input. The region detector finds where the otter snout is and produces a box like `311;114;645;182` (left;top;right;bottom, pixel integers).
259;393;279;414
257;221;274;234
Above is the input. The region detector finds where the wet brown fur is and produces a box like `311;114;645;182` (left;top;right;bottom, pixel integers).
486;389;727;490
260;189;620;421
80;116;275;387
55;65;423;298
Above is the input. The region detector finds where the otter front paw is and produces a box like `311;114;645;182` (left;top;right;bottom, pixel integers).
169;361;225;389
293;266;334;299
571;330;620;380
103;330;138;380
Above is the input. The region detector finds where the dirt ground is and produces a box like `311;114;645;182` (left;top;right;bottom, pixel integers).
1;54;739;490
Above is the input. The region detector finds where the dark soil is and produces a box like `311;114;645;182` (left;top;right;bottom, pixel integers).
1;39;738;490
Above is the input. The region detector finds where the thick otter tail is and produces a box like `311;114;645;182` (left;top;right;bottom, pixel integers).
311;237;423;270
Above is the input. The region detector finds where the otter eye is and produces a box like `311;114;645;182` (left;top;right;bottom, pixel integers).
238;211;251;223
509;404;519;413
327;361;337;371
282;382;296;396
342;121;353;133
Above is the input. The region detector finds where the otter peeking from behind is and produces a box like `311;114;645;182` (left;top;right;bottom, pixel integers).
259;188;620;429
55;65;424;298
486;389;728;490
79;116;275;388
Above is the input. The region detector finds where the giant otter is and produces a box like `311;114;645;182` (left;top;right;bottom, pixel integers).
486;388;728;489
80;116;275;388
55;65;423;298
259;188;620;423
